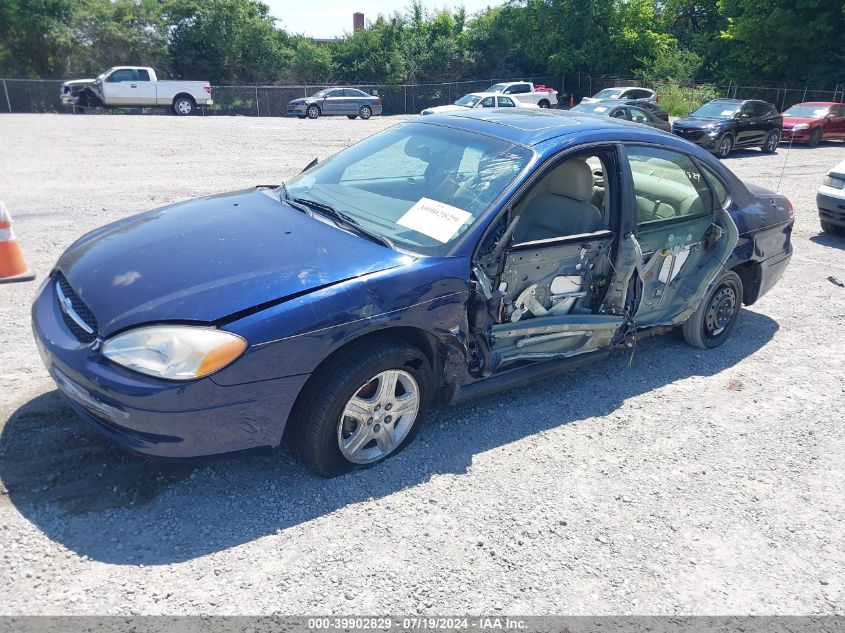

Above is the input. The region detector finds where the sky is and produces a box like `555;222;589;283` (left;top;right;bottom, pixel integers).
265;0;504;39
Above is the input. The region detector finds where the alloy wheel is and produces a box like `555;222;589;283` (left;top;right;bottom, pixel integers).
337;369;420;464
718;135;733;158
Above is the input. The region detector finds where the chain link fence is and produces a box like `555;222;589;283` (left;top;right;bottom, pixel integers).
1;75;843;116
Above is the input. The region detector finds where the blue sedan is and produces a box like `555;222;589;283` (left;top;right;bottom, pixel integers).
32;110;793;477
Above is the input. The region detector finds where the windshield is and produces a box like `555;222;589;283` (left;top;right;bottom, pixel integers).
311;89;331;98
455;94;482;107
692;102;739;119
593;89;623;99
783;105;830;118
488;84;508;93
572;102;612;114
284;122;533;256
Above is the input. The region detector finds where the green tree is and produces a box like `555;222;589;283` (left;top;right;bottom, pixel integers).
164;0;289;83
0;0;74;77
68;0;168;76
719;0;845;83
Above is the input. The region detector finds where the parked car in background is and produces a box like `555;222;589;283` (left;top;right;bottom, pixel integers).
781;102;845;147
580;86;658;105
60;67;213;116
672;99;782;158
818;158;845;234
287;88;382;120
486;82;558;108
616;99;669;121
33;109;793;477
571;100;671;132
421;92;538;115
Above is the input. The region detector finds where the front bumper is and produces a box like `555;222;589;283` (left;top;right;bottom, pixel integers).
781;128;811;142
286;103;308;116
32;276;309;458
672;129;719;149
817;187;845;228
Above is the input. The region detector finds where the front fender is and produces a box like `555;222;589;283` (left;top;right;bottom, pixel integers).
211;257;472;386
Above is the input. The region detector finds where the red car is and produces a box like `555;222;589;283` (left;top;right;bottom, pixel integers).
781;102;845;147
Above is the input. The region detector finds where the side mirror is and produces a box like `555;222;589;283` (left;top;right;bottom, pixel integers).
688;111;693;116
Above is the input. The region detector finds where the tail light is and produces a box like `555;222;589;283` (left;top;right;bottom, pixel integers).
785;197;795;227
656;92;660;103
376;98;382;105
204;85;213;94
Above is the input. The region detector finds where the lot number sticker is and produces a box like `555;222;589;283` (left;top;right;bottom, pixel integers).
397;198;472;243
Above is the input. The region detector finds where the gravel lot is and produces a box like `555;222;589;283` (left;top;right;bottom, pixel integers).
0;113;843;616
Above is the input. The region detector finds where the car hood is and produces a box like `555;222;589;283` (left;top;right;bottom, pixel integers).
62;78;96;87
56;188;412;337
782;116;819;127
674;117;725;129
422;104;470;114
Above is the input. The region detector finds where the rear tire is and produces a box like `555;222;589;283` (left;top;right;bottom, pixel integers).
359;105;372;120
761;130;780;153
807;127;822;148
538;99;550;108
293;339;433;477
820;220;845;235
172;96;195;116
682;270;743;349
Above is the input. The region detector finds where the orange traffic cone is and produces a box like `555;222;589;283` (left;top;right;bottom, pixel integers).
0;201;35;284
569;93;575;108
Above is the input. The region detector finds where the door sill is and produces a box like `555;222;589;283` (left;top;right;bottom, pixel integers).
451;350;610;405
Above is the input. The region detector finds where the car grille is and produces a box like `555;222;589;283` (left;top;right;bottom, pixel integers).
674;128;705;141
55;272;99;343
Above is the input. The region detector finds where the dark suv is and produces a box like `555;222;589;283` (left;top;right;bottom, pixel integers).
673;99;783;158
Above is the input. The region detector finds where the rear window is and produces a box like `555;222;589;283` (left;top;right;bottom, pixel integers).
137;69;150;81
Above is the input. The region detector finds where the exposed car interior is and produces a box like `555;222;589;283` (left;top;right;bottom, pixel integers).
484;153;616;332
512;155;610;243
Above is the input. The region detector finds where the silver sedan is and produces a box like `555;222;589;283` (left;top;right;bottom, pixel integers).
287;88;383;120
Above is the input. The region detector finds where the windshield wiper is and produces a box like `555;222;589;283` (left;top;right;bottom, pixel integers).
292;197;395;250
277;183;314;217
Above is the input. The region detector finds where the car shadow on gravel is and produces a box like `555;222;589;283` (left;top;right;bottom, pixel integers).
809;232;845;250
0;309;778;566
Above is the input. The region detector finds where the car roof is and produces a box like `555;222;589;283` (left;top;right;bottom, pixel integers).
416;108;666;147
790;101;844;106
599;86;653;92
468;92;507;98
710;98;771;105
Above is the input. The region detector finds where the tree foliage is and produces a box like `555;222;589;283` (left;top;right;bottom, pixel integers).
0;0;841;85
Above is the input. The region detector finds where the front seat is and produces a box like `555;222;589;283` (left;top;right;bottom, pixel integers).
514;159;604;243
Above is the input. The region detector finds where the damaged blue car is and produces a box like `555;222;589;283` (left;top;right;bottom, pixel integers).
32;109;793;476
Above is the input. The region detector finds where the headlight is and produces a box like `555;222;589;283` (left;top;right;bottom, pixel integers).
792;123;810;131
101;326;247;380
823;175;845;188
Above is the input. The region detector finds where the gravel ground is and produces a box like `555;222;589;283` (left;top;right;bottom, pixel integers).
0;114;843;616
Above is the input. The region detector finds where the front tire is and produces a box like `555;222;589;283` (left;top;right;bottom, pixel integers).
294;339;432;477
359;105;373;120
682;270;743;349
761;130;780;153
306;105;320;119
716;134;734;158
807;127;822;148
347;114;358;119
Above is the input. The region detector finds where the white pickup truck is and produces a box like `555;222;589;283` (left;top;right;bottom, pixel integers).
59;66;213;116
486;81;559;108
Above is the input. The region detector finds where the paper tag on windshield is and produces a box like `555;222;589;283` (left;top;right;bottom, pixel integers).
397;198;472;243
